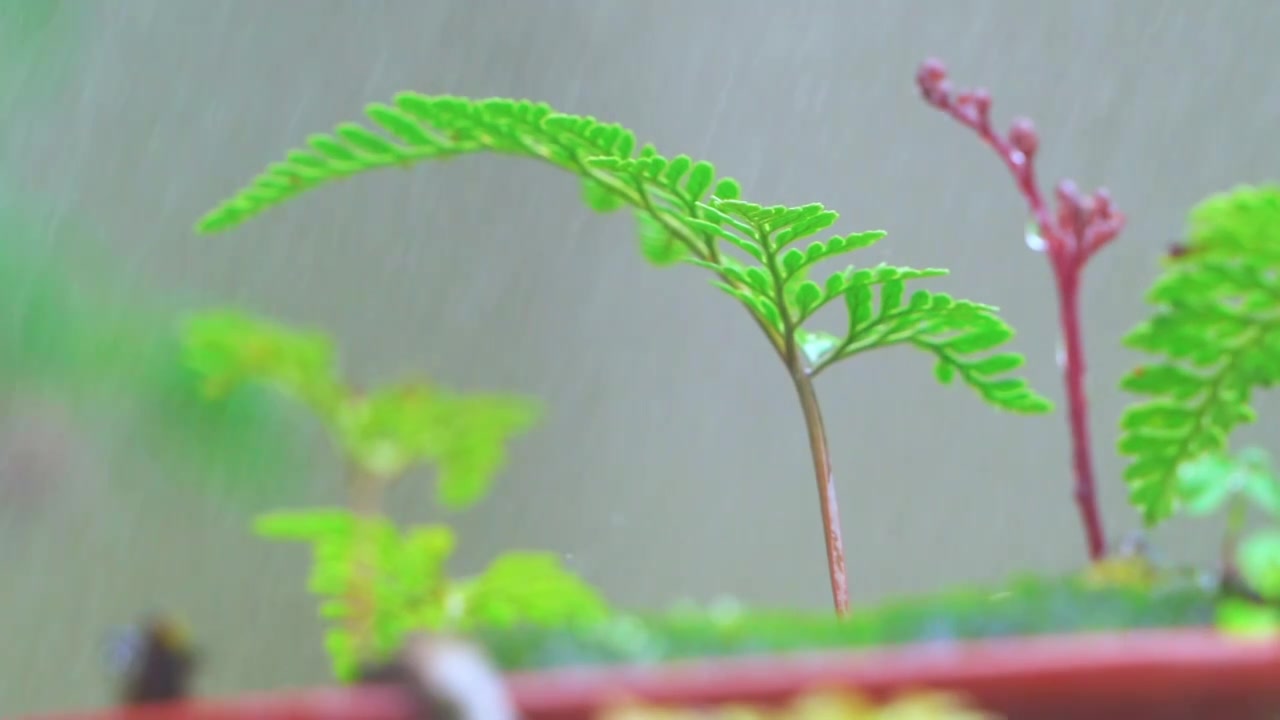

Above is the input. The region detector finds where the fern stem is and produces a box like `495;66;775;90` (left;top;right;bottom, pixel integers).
346;465;385;664
790;364;851;616
756;216;852;616
917;58;1122;561
1054;271;1108;560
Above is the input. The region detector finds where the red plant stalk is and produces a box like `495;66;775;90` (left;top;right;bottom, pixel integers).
915;59;1125;561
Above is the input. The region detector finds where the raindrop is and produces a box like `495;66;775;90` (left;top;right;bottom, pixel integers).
1025;222;1047;253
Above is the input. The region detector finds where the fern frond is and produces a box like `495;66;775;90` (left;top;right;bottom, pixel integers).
697;198;1050;414
196;96;647;233
814;276;1046;413
1119;185;1280;525
196;95;1051;416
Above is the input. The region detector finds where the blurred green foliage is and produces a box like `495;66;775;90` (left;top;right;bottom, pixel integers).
0;1;308;507
183;309;540;508
256;508;609;681
0;205;308;506
475;573;1217;671
183;309;606;679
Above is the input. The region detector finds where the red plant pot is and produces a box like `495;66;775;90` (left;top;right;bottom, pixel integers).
19;629;1280;720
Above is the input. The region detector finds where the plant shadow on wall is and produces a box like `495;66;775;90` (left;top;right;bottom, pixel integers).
161;54;1280;717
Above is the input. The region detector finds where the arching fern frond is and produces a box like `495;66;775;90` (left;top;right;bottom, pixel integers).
1119;185;1280;525
196;95;1051;416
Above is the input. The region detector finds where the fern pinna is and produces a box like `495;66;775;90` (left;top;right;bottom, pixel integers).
1120;186;1280;526
195;94;1052;615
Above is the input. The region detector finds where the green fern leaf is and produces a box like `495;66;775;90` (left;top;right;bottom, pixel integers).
253;507;355;541
691;194;1047;413
451;552;610;630
580;176;626;214
1118;185;1280;526
195;95;1050;416
333;383;540;505
182;310;345;416
636;211;687;266
835;280;1046;413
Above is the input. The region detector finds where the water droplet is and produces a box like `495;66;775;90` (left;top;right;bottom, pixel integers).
1025;223;1047;253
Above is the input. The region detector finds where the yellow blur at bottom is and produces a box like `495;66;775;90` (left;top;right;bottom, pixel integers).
598;689;999;720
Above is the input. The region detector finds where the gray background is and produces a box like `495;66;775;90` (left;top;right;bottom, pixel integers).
3;0;1278;714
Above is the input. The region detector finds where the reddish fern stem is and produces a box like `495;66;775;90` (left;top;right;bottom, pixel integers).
915;58;1125;561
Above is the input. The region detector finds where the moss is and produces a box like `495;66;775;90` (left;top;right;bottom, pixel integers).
473;573;1218;671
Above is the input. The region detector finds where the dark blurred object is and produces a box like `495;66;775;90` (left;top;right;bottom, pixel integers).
114;614;199;706
357;635;515;720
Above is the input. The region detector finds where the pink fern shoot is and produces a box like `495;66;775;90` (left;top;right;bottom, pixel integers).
916;58;1125;561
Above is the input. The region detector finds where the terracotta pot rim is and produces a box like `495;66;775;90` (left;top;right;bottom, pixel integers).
24;627;1280;720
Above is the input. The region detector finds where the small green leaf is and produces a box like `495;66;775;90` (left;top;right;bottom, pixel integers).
365;104;437;147
637;212;687;266
324;628;361;682
842;230;888;251
967;354;1024;376
254;508;354;541
941;326;1015;355
934;358;956;384
1176;454;1239;515
1120;364;1206;400
844;284;873;328
319;599;350;619
1244;475;1280;517
182;309;344;416
662;155;692;186
712;178;741;199
454;552;610;630
743;267;772;295
880;280;904;315
685;161;715;200
794;281;822;315
781;248;805;276
1216;597;1280;638
307;134;360;164
335;123;400;157
1119;401;1197;433
581;177;625;213
429;395;541;509
1239;531;1280;601
775;210;840;247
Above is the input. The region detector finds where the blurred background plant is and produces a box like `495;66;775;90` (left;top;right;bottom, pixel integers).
178;308;606;680
0;1;308;513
